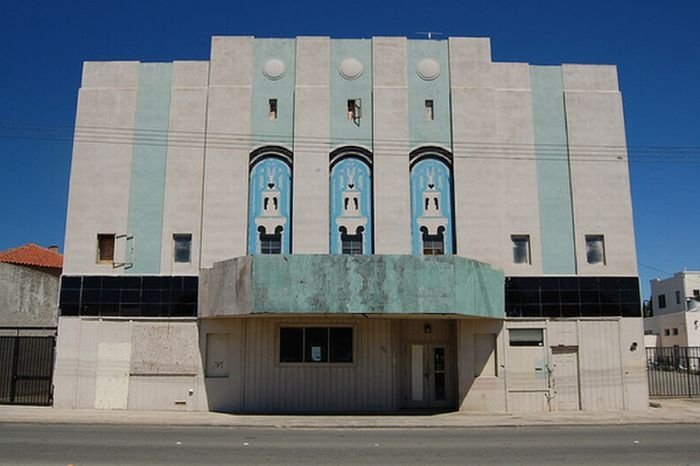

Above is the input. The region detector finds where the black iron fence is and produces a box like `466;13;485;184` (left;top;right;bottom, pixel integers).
646;346;700;397
0;327;57;406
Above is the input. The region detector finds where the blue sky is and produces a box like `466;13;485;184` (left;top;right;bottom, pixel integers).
1;0;698;297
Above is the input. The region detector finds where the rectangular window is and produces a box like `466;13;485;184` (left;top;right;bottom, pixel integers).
675;290;681;305
260;232;282;255
425;99;434;120
59;275;198;318
664;328;670;336
585;235;605;264
347;98;361;122
341;231;363;255
173;234;192;263
509;329;543;347
694;289;700;299
268;99;278;120
659;294;667;309
279;327;353;363
673;328;679;336
422;232;445;256
97;234;115;263
511;235;531;265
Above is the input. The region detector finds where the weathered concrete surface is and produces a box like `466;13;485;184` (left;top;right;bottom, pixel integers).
0;262;58;327
1;399;699;428
199;255;504;317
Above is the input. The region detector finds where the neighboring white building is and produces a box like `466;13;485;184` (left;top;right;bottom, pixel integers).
53;36;648;413
645;271;700;347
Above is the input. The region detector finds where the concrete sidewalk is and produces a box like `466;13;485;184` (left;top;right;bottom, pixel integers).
1;399;699;429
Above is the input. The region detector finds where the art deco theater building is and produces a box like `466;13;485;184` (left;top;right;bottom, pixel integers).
54;36;647;413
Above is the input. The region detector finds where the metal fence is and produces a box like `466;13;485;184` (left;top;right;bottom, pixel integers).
0;327;57;406
646;347;700;397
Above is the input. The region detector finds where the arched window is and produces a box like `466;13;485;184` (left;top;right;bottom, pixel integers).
330;147;373;255
410;147;454;256
248;146;293;255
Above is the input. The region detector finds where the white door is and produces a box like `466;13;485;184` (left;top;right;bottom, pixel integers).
407;343;451;408
551;347;580;411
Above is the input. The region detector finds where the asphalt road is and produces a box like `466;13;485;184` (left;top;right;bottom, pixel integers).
0;423;698;465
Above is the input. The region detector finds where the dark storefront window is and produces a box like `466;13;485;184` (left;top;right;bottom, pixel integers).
279;327;353;363
505;276;641;318
59;276;198;317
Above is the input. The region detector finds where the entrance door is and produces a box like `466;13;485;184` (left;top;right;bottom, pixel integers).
550;346;580;411
407;343;451;408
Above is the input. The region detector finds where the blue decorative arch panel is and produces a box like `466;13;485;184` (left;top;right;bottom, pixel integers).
330;157;373;255
248;157;292;254
410;158;454;255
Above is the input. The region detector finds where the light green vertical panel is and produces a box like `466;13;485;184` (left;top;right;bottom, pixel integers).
330;39;372;148
126;63;172;274
251;39;296;149
407;40;451;149
530;66;576;274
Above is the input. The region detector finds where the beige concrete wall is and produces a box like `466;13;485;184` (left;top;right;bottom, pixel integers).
53;317;206;411
372;38;411;254
160;61;209;274
63;62;139;275
492;64;542;275
0;263;59;326
448;40;541;274
456;318;507;412
502;318;647;413
562;65;637;276
200;37;253;267
292;37;330;253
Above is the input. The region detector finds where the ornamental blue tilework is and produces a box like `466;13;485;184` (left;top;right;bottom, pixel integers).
410;158;454;255
248;157;292;254
330;157;373;254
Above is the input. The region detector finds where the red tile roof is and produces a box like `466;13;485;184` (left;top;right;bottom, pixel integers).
0;243;63;269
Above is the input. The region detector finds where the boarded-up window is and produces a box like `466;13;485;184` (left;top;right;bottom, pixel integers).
474;333;497;377
206;333;229;377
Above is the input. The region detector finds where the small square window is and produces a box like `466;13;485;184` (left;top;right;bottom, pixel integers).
260;229;282;255
585;235;606;265
659;294;667;309
664;328;670;336
694;289;700;299
173;234;192;263
511;235;531;265
672;328;679;336
97;234;115;263
422;231;444;256
268;99;278;120
425;100;434;120
341;230;363;255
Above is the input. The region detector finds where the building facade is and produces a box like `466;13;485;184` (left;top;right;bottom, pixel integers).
54;36;647;413
645;271;700;348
